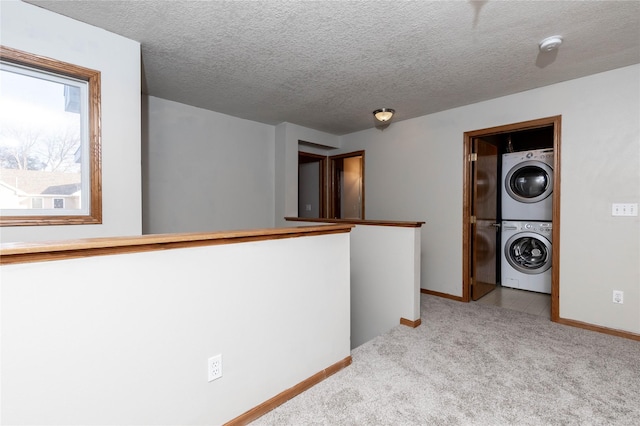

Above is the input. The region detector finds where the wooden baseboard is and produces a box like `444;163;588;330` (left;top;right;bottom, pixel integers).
555;317;640;342
225;356;353;425
420;288;465;302
400;317;422;328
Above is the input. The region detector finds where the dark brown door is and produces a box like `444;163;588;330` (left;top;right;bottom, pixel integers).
471;138;499;300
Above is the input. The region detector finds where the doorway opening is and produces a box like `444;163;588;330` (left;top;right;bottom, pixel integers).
297;147;366;220
298;152;327;218
462;116;561;322
329;151;365;219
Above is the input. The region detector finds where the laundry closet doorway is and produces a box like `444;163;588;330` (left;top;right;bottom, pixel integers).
462;116;562;321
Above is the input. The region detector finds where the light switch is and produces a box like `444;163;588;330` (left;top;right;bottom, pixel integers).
612;203;638;216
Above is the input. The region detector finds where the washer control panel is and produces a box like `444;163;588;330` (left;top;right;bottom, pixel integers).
522;222;552;234
502;221;552;234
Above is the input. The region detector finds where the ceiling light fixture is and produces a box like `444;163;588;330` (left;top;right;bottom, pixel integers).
539;35;563;52
373;108;395;122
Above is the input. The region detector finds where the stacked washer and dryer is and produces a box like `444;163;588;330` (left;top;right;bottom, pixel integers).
501;148;554;294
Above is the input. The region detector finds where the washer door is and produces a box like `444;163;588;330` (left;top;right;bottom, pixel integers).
505;232;552;275
505;160;553;203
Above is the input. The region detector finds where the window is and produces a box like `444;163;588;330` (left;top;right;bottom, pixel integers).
0;46;101;226
31;197;43;209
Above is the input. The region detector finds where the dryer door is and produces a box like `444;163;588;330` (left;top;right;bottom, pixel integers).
505;160;553;203
504;232;552;275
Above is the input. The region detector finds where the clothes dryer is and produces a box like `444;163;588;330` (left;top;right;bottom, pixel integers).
501;148;553;221
501;220;552;294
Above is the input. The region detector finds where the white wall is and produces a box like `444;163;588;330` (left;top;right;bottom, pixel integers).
0;0;141;242
290;221;421;348
348;224;421;347
1;232;351;425
143;96;275;233
144;105;341;233
337;65;640;334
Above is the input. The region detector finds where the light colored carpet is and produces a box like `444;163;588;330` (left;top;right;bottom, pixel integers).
252;294;640;425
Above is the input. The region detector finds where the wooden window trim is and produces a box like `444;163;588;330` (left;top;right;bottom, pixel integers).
0;45;102;227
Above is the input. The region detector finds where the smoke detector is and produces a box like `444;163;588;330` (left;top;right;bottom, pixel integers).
539;36;563;52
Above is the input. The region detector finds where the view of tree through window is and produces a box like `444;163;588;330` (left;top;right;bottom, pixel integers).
0;46;101;226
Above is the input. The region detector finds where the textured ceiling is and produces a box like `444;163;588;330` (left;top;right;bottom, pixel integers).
26;1;640;135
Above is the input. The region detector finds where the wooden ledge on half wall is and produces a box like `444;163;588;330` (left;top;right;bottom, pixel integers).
285;217;425;228
0;224;354;265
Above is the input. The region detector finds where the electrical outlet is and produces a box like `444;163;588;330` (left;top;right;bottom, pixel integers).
612;203;638;216
208;354;222;382
613;290;624;304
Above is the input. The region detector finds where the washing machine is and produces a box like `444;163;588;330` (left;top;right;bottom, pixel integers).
501;148;554;221
501;220;552;294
